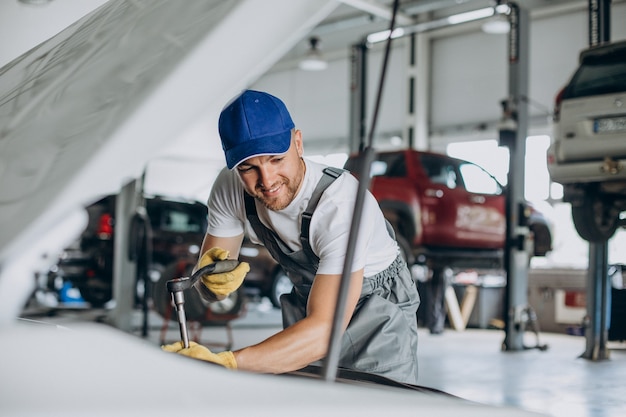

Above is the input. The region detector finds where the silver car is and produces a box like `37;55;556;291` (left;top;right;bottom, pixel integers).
547;40;626;242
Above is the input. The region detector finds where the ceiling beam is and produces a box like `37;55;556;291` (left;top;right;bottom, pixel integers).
337;0;414;25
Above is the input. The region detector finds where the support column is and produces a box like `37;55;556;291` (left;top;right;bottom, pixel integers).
349;40;368;153
581;0;612;361
582;242;611;360
108;179;141;333
406;32;430;151
501;2;531;351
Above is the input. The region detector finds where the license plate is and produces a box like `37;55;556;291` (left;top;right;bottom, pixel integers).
594;116;626;133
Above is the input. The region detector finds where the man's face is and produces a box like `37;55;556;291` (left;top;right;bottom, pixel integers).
236;130;305;211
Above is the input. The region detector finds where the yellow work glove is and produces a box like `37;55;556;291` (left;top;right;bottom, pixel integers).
161;341;237;369
196;247;250;296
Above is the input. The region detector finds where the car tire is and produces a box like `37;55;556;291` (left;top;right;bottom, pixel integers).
204;288;244;315
571;186;620;243
80;278;112;308
269;267;292;308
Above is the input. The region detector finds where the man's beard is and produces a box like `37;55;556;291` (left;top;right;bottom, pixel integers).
255;178;298;211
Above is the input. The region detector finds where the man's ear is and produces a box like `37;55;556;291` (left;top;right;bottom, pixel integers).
293;129;304;157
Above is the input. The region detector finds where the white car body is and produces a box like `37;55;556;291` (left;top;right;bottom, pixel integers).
0;321;545;417
548;92;626;184
547;39;626;242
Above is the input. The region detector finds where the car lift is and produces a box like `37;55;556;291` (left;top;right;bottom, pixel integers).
504;0;616;359
107;178;145;333
348;1;546;350
339;0;617;365
498;2;537;352
580;0;613;362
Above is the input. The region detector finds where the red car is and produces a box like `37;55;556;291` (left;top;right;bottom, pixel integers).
344;149;552;270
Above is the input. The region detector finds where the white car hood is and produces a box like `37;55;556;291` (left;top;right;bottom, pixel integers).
0;322;545;417
0;0;336;322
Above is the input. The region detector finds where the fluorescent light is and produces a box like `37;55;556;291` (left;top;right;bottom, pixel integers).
446;7;494;25
482;4;511;34
482;16;510;34
366;28;405;44
495;4;511;14
299;56;328;71
365;5;507;44
299;37;328;71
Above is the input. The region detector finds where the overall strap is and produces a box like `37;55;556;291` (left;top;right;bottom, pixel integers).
299;167;344;262
244;193;293;255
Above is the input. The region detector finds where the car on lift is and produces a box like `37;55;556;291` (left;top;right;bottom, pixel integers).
344;149;553;270
547;39;626;242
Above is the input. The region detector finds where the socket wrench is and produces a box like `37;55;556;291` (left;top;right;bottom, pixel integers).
166;259;240;348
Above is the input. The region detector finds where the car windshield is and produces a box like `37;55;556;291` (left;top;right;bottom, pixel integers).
420;154;458;189
148;203;206;233
373;153;406;177
564;47;626;99
345;153;406;177
458;162;502;195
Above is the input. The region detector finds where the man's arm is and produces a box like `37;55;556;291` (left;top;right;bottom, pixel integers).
199;232;244;260
232;269;364;374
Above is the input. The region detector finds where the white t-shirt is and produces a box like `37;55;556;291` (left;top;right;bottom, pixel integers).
206;159;398;277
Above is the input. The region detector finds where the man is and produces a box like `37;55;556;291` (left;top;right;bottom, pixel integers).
163;89;420;385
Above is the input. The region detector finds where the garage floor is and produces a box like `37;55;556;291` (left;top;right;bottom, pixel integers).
21;299;626;417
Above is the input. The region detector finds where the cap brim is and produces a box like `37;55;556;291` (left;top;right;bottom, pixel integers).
225;129;292;169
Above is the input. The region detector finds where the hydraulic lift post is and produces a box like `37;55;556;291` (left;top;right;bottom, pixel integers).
581;0;612;361
108;178;142;332
349;40;368;153
500;2;531;351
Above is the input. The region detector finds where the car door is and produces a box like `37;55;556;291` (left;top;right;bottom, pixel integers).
419;154;504;249
455;161;505;248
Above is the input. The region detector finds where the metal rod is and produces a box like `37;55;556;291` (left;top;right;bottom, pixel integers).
171;291;190;348
165;260;239;350
322;0;400;383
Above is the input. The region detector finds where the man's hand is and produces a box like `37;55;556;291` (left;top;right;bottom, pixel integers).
197;247;250;296
162;341;237;369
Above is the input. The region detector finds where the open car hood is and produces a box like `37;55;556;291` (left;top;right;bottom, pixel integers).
0;0;336;322
0;321;545;417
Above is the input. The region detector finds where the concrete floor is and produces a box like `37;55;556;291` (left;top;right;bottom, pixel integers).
417;329;626;417
22;298;626;417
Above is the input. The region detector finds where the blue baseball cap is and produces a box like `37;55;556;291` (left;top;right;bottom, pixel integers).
219;90;295;169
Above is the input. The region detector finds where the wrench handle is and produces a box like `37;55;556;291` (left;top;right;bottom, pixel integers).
166;259;241;349
166;259;240;292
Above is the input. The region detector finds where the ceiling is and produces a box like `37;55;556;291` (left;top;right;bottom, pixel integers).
0;0;594;211
269;0;586;65
0;0;585;70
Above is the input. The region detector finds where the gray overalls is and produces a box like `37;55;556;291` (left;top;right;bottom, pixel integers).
244;167;420;385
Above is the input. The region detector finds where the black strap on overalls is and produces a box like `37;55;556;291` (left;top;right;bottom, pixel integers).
299;167;343;262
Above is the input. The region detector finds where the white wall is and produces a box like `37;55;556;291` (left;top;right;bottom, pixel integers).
253;38;410;154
